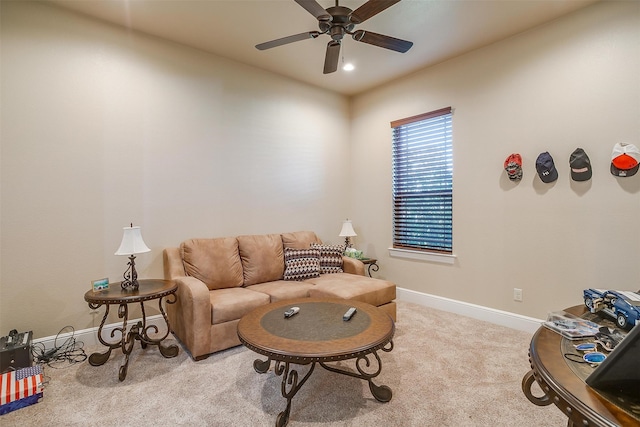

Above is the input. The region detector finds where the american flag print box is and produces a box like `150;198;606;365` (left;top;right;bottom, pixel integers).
0;365;44;415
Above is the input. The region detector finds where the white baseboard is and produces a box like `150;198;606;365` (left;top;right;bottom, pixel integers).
33;291;542;350
396;287;544;333
33;315;166;350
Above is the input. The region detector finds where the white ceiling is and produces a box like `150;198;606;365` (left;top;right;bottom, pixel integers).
48;0;599;96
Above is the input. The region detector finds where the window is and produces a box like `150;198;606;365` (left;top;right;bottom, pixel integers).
391;107;453;254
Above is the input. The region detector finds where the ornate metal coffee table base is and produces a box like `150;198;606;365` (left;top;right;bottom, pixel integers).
254;341;393;427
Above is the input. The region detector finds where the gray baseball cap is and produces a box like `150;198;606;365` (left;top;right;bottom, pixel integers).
569;148;592;181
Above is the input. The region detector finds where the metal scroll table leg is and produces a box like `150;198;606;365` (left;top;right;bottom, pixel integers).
88;303;127;367
119;320;138;381
273;361;316;427
138;295;179;358
88;302;132;380
319;341;394;403
367;262;379;277
89;302;134;381
118;303;136;381
253;357;271;374
521;370;552;406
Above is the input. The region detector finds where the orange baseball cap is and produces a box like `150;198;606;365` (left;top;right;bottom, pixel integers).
611;143;640;177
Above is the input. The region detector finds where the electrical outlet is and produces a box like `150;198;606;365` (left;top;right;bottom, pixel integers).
514;288;523;302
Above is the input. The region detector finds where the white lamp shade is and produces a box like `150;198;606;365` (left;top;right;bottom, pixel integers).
339;219;357;237
115;226;151;256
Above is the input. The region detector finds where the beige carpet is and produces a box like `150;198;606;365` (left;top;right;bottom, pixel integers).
3;301;567;426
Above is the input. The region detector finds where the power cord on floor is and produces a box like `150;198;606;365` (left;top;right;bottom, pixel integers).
31;325;87;368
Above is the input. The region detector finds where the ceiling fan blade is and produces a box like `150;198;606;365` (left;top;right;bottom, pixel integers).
350;0;401;24
323;41;341;74
352;30;413;53
294;0;332;22
256;31;320;50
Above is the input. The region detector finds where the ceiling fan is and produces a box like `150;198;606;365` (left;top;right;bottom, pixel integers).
255;0;413;74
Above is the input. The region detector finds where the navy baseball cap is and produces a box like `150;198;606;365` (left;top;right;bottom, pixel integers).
536;152;558;183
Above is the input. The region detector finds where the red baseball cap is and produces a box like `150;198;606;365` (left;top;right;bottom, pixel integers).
504;153;523;181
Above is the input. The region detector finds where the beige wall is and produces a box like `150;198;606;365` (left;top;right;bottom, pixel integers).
1;1;638;338
350;1;640;319
0;2;350;337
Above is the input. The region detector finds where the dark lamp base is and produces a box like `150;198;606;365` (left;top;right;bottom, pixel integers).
120;255;140;291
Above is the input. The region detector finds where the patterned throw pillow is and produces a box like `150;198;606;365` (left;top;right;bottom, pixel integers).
310;243;344;274
283;248;321;281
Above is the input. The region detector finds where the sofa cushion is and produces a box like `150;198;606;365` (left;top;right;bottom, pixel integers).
307;273;396;307
283;247;321;281
209;288;270;325
281;231;322;249
181;238;244;290
246;280;315;303
237;234;284;286
310;243;344;274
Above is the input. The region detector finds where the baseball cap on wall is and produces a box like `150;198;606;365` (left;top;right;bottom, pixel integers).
610;142;640;177
504;153;523;181
536;152;558;183
569;148;592;181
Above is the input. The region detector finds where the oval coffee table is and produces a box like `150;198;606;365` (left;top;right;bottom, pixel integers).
237;297;395;427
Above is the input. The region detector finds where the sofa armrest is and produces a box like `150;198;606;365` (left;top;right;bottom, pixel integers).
164;247;186;279
342;256;365;276
168;276;212;359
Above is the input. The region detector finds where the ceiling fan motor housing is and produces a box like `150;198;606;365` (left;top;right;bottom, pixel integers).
320;6;355;41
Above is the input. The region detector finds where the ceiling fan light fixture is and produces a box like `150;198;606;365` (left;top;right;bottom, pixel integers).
341;39;354;72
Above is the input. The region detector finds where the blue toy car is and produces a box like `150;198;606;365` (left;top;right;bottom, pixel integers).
583;288;640;329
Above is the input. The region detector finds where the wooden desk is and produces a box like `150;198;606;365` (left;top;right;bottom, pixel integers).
522;305;640;427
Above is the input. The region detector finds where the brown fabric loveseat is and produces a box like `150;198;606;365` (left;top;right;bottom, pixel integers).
163;231;396;360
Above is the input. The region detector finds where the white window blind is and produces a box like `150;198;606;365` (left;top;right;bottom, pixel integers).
391;107;453;253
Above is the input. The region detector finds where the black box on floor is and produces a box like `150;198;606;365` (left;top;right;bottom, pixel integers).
0;331;33;373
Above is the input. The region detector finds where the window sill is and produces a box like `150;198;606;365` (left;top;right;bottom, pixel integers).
388;247;456;265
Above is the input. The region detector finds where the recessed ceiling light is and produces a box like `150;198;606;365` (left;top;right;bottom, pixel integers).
343;63;355;71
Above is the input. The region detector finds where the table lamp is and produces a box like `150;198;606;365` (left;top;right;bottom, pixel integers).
115;223;151;291
339;219;357;248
